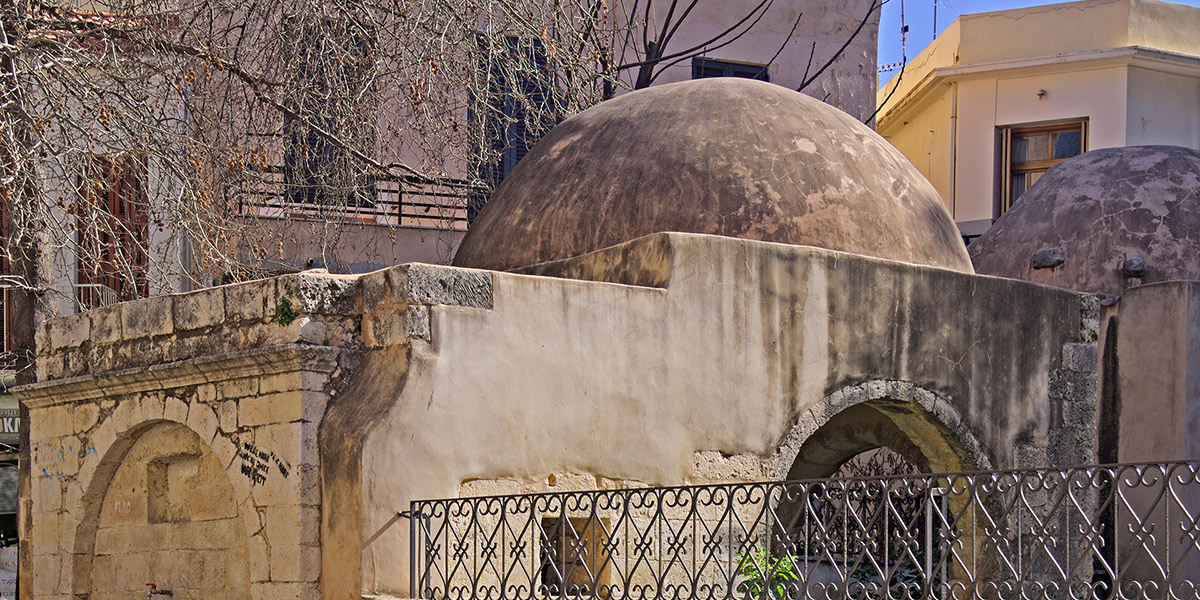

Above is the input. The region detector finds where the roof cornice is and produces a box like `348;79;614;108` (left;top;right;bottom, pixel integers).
879;46;1200;131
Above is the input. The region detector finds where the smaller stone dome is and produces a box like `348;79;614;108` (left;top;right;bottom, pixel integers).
453;78;972;273
969;146;1200;296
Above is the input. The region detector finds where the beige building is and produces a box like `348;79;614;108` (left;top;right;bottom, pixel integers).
876;0;1200;240
15;78;1200;600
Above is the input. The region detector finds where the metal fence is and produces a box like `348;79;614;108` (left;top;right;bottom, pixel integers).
410;462;1200;600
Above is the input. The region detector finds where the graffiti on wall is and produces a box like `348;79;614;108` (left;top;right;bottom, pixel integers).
237;439;291;486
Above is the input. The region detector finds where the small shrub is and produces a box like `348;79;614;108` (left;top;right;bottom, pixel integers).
736;549;799;600
275;296;299;326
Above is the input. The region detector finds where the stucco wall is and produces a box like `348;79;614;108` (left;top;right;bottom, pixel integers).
1115;281;1200;463
356;233;1099;595
19;233;1103;599
1109;280;1200;585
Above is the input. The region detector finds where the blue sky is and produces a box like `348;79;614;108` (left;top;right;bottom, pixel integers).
878;0;1200;84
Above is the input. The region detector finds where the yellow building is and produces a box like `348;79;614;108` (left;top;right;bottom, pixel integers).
876;0;1200;241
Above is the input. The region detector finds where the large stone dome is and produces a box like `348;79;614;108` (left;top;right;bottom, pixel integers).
452;78;972;273
969;146;1200;296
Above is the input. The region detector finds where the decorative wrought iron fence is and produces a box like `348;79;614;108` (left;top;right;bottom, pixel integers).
409;462;1200;600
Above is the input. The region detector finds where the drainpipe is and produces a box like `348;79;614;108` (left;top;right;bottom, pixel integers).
949;81;958;219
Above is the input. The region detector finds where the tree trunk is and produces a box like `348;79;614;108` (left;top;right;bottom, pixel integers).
1;2;52;597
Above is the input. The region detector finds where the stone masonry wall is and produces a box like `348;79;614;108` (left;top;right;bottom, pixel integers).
17;272;363;600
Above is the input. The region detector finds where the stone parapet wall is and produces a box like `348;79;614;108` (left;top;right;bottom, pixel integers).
34;272;363;382
17;265;493;599
13;237;1108;599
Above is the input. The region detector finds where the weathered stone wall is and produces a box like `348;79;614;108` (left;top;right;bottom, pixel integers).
360;233;1099;595
1114;281;1200;463
18;274;359;599
17;233;1103;599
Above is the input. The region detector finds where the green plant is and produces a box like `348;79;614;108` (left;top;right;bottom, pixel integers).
275;296;299;326
736;549;799;600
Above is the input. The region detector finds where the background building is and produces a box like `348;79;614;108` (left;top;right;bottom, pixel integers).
876;0;1200;242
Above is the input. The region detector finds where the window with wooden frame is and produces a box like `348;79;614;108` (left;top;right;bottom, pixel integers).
1000;120;1087;215
76;155;149;308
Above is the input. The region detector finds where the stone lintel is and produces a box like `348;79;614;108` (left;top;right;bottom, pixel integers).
15;343;340;409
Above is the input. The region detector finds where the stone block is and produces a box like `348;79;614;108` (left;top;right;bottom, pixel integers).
266;535;321;582
218;377;259;400
239;391;326;427
39;353;66;381
163;335;223;363
85;343;118;374
60;348;87;378
173;286;225;331
211;433;239;472
296;317;328;344
31;510;60;555
216;400;237;433
89;305;122;344
362;309;414;347
32;554;60;596
113;338;166;369
358;270;390;309
258;372;299;395
403;264;493;309
134;393;166;424
33;473;62;512
46;315;90;351
1062;343;1098;373
386;265;409;303
95;526;129;555
262;504;321;548
299;370;329;392
120;295;173;338
89;422;117;462
196;383;217;405
407;304;430;340
248;533;270;583
279;272;360;315
225;280;270;322
256;582;320;600
164;397;188;424
36;319;51;355
39;405;73;438
185;402;219;444
109;400;138;434
73;403;100;434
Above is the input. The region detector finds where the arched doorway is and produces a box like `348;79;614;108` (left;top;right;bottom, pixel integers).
786;398;981;480
767;383;988;596
77;421;252;599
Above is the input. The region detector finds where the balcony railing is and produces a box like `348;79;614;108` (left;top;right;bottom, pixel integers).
410;462;1200;600
236;171;479;231
0;283;121;371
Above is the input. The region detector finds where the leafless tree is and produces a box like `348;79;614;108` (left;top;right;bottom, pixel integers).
2;0;878;585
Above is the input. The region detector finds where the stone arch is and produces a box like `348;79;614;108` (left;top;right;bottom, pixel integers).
767;380;991;480
71;417;254;599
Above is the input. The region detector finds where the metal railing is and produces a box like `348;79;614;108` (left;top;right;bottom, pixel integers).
0;282;120;370
410;462;1200;600
72;282;121;311
236;170;478;231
